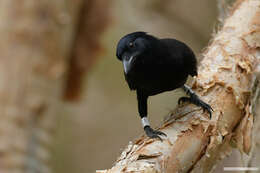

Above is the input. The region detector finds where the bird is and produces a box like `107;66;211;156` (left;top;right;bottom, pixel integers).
116;32;213;140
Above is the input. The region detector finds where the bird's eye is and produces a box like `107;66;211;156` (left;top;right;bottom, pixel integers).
129;42;134;48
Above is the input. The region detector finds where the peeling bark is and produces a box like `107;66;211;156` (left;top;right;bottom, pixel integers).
217;0;237;24
97;0;260;172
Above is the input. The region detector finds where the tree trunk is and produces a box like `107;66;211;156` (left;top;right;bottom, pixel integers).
97;0;260;172
0;1;83;172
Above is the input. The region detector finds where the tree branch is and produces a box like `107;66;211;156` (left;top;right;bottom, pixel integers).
63;0;111;101
217;0;237;24
97;0;260;172
0;0;83;172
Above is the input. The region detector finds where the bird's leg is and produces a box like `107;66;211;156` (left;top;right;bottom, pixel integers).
137;90;166;141
178;84;213;118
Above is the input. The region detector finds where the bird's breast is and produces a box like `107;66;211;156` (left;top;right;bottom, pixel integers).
125;65;188;95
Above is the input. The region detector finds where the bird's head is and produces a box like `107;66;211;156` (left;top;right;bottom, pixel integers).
116;32;158;74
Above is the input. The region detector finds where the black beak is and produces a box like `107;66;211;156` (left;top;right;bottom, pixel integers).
123;55;134;74
122;51;141;74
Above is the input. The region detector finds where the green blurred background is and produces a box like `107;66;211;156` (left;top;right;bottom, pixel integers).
52;0;218;172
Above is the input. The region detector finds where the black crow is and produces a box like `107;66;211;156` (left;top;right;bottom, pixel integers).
116;32;212;140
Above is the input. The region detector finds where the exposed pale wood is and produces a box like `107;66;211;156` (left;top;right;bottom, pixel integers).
217;0;237;23
98;0;260;172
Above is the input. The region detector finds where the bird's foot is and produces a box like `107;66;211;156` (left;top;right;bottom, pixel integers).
144;126;167;141
178;94;213;119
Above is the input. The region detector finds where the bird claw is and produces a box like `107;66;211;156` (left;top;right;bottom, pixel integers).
178;97;190;105
190;94;213;119
178;95;213;119
144;126;167;141
198;99;213;118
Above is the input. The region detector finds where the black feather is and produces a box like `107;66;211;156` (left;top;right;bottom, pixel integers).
115;32;207;139
116;32;197;95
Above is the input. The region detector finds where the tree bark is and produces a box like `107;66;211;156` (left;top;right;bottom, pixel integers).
97;0;260;172
63;0;111;101
217;0;237;24
0;0;83;172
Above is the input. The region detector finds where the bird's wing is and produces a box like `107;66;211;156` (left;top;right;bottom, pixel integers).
160;38;197;76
